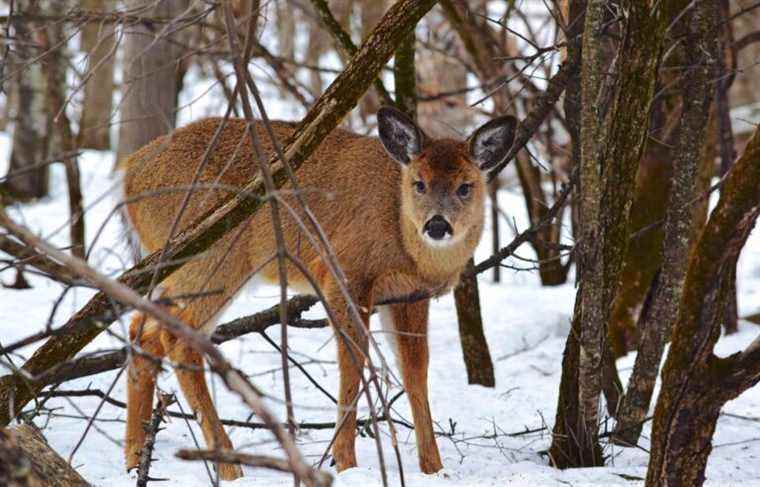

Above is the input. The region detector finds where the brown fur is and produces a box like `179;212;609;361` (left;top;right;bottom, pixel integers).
122;117;487;478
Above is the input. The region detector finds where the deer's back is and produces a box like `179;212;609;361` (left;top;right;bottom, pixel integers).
123;118;410;283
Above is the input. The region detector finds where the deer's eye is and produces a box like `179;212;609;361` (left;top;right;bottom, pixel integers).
414;181;426;194
457;183;472;198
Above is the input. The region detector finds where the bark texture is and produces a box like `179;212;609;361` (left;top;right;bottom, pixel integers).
550;0;679;467
393;32;417;119
546;2;588;467
0;0;440;427
454;260;495;387
646;127;760;487
2;2;50;201
612;1;719;445
0;424;90;486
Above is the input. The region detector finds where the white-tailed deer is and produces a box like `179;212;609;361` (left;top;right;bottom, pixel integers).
122;107;516;480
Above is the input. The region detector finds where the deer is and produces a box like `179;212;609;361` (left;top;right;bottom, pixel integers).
121;106;516;480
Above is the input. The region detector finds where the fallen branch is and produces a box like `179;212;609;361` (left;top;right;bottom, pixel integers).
0;424;90;486
0;233;82;286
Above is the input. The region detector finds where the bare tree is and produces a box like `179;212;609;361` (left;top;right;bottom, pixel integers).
2;1;51;201
115;0;188;164
646;125;760;487
78;0;116;150
549;1;685;467
612;0;720;444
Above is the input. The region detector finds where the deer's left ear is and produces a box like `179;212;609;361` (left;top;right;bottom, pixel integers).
468;116;517;171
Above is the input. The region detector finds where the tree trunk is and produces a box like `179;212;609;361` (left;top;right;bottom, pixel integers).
612;0;720;446
489;179;500;283
607;144;672;357
0;424;90;486
646;126;760;487
78;0;116;150
2;3;50;201
115;0;188;164
393;32;416;119
38;12;86;259
454;260;495;387
546;3;587;466
550;0;682;467
0;0;440;427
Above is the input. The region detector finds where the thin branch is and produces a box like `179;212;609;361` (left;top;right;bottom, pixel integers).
136;393;175;486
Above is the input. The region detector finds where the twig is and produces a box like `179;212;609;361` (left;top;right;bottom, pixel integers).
469;170;577;276
176;449;333;486
0;210;327;485
308;0;393;105
487;59;578;180
136;393;175;487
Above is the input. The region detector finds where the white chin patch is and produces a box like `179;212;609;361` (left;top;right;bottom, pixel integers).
423;233;456;248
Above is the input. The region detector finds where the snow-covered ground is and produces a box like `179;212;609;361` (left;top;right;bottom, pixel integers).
1;127;759;487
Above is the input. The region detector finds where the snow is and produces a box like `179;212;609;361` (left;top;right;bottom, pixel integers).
1;129;760;487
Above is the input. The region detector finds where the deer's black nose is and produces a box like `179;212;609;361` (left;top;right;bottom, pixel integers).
423;215;453;240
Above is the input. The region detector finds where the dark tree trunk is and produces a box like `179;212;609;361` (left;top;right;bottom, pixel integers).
612;0;719;446
550;0;682;467
607;145;671;357
547;0;591;467
393;32;416;119
454;260;495;387
722;266;738;334
715;0;739;337
489;179;500;283
548;294;604;467
647;125;760;487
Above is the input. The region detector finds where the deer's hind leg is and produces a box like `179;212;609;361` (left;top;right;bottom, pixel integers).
125;238;251;480
160;326;242;480
125;312;166;471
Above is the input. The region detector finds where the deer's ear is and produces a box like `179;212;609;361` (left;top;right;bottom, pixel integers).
377;106;424;165
468;116;517;171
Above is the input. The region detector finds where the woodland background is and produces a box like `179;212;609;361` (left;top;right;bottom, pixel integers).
0;0;759;486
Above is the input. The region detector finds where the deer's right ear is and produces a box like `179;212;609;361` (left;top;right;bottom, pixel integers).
377;106;424;165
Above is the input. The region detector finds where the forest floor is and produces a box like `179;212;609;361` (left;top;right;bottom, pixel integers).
1;132;759;487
